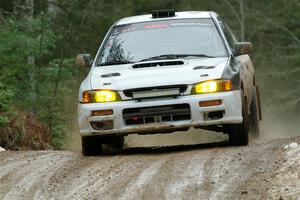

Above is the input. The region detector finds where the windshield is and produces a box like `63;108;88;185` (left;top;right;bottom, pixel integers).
96;18;227;66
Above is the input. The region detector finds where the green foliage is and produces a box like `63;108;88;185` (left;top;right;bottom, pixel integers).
0;15;56;108
0;16;55;60
0;83;13;126
36;58;87;149
0;14;58;147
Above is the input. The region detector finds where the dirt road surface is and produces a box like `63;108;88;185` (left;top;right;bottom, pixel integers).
0;134;300;200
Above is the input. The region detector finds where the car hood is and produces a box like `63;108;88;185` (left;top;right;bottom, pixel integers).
90;57;229;90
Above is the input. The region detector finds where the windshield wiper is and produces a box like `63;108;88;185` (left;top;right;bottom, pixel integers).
139;54;215;62
98;60;134;66
176;54;216;58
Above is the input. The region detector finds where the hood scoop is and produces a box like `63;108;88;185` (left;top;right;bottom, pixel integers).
193;66;215;70
132;60;184;69
101;72;121;78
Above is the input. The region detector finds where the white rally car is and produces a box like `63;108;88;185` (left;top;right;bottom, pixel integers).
77;10;262;155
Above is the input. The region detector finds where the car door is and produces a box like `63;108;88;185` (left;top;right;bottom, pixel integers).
217;18;254;106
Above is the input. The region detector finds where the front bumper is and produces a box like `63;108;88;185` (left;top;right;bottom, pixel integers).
78;90;242;137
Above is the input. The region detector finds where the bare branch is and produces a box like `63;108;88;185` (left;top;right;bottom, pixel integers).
260;14;300;45
281;98;300;110
223;0;242;24
239;0;245;41
0;46;21;54
262;68;300;77
223;0;245;41
79;0;95;27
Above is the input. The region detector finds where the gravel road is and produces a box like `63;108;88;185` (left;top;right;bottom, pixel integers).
0;135;299;200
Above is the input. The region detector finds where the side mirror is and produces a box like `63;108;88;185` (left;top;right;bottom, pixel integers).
76;54;93;67
234;42;253;56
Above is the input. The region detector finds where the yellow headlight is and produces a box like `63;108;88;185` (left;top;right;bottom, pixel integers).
82;90;120;103
195;81;218;93
192;80;232;94
95;90;117;102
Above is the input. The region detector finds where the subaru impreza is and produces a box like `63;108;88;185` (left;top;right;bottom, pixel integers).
77;10;262;155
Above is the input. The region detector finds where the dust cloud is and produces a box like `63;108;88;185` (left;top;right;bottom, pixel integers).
65;108;300;151
259;112;300;141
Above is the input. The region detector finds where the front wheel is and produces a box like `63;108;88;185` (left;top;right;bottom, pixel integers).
228;91;249;146
81;136;103;156
81;135;124;156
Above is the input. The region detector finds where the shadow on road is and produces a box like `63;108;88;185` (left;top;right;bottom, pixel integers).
106;140;230;155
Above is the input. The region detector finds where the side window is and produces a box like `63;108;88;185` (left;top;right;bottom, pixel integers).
218;19;237;51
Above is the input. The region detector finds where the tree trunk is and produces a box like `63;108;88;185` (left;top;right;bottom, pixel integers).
48;0;59;18
24;0;37;113
25;0;35;65
223;0;245;41
240;0;245;41
25;0;34;18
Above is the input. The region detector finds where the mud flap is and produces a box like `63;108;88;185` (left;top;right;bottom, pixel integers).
255;85;262;121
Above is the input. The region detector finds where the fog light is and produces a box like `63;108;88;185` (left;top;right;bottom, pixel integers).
203;110;225;121
90;120;113;130
199;100;222;107
91;109;113;116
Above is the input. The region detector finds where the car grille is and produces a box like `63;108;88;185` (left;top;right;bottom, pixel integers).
123;85;188;99
123;104;191;125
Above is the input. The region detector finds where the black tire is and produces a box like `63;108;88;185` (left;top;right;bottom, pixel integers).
228;91;249;146
81;136;103;156
81;135;124;156
249;86;261;138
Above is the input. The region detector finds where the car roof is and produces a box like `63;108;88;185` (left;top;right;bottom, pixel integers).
116;11;218;26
